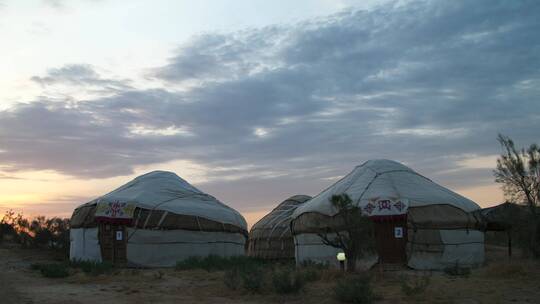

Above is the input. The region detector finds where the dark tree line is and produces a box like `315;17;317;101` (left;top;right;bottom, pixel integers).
0;210;70;255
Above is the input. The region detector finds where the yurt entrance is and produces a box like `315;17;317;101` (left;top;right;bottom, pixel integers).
373;215;407;264
98;223;127;266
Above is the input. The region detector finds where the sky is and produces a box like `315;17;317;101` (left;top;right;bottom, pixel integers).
0;0;539;227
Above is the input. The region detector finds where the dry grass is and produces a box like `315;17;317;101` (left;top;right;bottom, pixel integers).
2;244;540;303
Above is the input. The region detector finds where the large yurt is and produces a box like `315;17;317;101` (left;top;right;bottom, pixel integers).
291;159;485;270
248;195;312;259
69;171;247;267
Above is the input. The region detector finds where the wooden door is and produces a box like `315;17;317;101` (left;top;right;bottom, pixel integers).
374;218;407;264
98;223;127;266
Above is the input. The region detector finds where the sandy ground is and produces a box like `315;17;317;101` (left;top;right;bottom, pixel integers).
1;244;539;304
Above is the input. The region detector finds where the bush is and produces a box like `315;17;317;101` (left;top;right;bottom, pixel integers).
400;275;430;296
297;259;326;282
334;275;373;304
153;270;165;280
240;265;265;293
300;268;321;282
70;259;113;276
176;256;202;270
224;267;242;290
444;263;471;277
299;259;329;269
32;263;70;278
176;255;265;272
299;266;323;282
0;223;18;243
1;211;70;254
271;268;305;294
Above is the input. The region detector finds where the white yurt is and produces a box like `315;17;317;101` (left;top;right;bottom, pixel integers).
248;195;312;259
291;159;484;270
69;171;247;267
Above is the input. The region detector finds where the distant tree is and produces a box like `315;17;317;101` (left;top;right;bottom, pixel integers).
1;210;25;244
316;194;375;272
494;134;540;256
46;217;71;252
0;210;70;253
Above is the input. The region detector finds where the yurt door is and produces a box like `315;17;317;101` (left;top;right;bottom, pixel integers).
374;217;407;264
98;223;127;266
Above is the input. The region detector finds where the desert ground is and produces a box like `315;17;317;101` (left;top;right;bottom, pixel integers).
1;244;539;304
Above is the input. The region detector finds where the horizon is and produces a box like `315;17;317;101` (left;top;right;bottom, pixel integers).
1;0;539;228
0;157;507;228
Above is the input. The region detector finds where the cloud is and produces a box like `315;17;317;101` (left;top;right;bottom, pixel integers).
41;0;104;9
1;0;539;203
153;29;285;83
0;173;23;180
42;0;63;8
31;64;131;92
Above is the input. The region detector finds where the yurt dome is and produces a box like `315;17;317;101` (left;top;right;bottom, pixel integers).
291;159;484;270
69;171;247;267
248;195;312;259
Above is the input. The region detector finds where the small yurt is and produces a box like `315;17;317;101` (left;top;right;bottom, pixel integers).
248;195;312;259
291;159;484;270
69;171;247;267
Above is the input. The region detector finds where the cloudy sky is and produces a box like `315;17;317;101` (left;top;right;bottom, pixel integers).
0;0;539;226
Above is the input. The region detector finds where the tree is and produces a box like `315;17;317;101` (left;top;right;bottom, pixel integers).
494;134;540;256
0;211;70;252
316;193;375;272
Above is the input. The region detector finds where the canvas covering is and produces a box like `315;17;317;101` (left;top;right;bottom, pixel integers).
70;228;102;262
291;159;485;270
248;195;311;259
70;171;247;266
125;229;246;267
73;171;246;228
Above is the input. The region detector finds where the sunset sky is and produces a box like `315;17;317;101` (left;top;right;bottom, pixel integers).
1;0;539;227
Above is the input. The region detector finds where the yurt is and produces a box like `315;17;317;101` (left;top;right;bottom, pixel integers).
291;159;484;270
248;195;312;259
69;171;247;267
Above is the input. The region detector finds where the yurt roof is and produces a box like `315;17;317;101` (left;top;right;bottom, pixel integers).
292;159;480;219
76;170;247;229
250;195;312;238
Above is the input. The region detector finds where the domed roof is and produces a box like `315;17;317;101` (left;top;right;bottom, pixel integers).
292;159;480;219
251;195;312;237
79;170;246;229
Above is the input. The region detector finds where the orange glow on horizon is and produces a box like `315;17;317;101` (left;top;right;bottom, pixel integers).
0;155;506;227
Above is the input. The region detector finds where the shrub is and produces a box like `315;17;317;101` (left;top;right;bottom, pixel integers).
334;275;373;304
129;269;141;276
271;268;305;294
299;266;323;282
176;255;265;272
300;268;320;282
240;265;265;293
30;263;42;271
176;256;204;270
299;259;329;269
1;211;70;254
153;270;165;280
32;263;70;278
400;275;430;296
444;263;471;277
297;259;326;282
70;259;113;276
224;267;242;290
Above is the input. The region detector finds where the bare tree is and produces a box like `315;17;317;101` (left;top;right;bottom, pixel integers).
494;134;540;256
316;193;375;272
